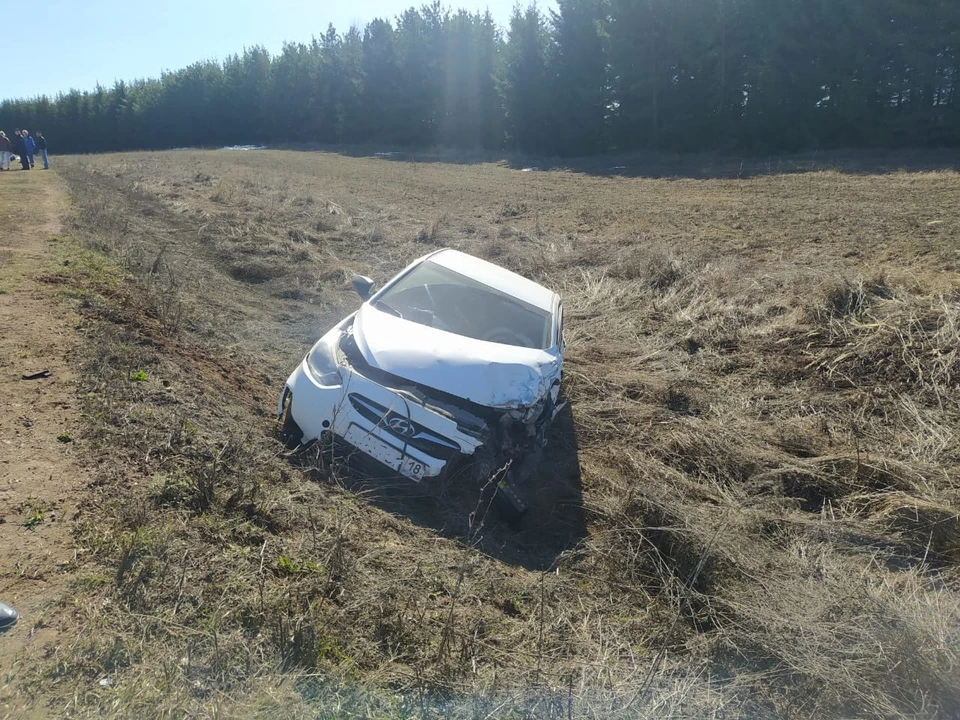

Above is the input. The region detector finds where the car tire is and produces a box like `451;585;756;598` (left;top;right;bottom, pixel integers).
278;392;303;449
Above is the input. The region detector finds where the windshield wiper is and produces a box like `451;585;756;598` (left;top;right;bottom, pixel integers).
373;300;403;319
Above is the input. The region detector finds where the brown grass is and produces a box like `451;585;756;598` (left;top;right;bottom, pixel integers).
28;148;960;718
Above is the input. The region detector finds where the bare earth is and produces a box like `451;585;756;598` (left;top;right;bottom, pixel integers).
0;170;89;715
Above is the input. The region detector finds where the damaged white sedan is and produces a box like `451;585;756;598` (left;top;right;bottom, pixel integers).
278;248;564;515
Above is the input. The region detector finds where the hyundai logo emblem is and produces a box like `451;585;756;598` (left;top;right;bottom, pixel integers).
386;417;416;437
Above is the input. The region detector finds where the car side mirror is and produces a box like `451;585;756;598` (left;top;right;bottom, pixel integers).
352;275;376;301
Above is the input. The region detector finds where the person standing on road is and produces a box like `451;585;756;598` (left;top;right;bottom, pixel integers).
0;131;11;170
35;132;48;169
23;130;35;168
11;129;28;169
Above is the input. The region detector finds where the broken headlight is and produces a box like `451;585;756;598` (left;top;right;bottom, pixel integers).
306;334;343;386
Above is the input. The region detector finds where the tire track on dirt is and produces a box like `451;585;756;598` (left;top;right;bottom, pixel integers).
0;172;93;713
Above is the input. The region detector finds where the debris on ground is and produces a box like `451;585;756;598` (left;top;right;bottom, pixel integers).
0;602;18;629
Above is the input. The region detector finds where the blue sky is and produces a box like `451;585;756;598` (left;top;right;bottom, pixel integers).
3;0;553;102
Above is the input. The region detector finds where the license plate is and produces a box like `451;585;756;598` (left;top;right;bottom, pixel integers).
343;423;432;481
399;457;425;482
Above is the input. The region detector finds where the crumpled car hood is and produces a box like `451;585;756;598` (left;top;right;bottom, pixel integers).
352;304;560;409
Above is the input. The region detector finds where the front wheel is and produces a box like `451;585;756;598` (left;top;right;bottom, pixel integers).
278;391;303;449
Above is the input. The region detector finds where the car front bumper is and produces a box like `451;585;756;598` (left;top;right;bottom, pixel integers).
281;357;484;482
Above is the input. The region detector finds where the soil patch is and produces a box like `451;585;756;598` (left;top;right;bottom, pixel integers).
0;171;93;713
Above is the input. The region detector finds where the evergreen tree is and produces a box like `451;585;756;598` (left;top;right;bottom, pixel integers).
360;18;403;143
607;0;669;150
548;0;610;155
0;2;955;155
500;4;551;153
440;10;503;149
271;41;321;142
395;4;447;146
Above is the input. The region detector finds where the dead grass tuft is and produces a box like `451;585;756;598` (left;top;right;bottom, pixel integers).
867;492;960;562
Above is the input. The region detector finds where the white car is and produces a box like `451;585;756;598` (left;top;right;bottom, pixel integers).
278;248;565;514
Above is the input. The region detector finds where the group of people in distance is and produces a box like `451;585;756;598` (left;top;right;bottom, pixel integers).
0;129;49;171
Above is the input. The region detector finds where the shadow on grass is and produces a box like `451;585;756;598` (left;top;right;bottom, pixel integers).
299;401;586;572
307;143;960;180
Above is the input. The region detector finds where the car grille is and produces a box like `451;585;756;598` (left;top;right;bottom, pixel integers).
348;393;462;460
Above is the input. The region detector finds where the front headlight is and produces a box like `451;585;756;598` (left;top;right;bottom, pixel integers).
306;334;342;386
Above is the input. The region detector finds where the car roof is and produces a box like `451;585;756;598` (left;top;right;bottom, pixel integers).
426;249;557;313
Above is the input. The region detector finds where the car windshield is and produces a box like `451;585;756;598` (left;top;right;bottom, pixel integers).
374;260;552;349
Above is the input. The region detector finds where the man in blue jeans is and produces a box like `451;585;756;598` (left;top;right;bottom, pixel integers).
35;131;49;169
22;130;35;168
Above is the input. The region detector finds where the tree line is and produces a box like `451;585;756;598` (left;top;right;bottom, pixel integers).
1;0;957;157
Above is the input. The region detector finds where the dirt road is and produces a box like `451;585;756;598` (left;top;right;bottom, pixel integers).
0;170;89;713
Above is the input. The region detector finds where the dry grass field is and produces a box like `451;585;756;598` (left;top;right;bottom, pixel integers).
26;148;960;717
